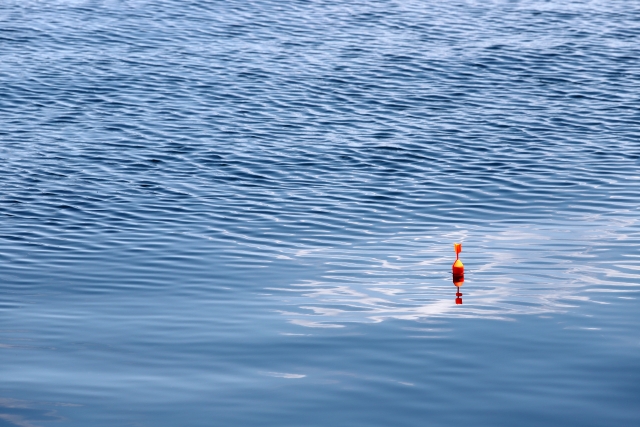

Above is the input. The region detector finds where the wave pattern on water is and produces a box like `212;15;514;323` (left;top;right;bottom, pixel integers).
1;0;639;293
0;1;639;426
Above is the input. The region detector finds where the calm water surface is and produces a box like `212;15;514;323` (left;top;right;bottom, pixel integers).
1;0;639;425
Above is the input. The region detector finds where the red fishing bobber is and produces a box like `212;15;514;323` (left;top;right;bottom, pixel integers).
452;243;464;280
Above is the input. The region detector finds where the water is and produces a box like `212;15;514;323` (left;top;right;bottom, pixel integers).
1;0;639;425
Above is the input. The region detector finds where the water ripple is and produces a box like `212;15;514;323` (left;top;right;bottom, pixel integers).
1;0;639;425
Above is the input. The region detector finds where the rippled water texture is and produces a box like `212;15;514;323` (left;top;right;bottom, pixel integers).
1;0;639;426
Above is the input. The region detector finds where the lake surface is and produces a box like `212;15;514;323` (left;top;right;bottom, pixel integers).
1;0;639;425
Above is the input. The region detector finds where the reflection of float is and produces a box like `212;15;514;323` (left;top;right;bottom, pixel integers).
455;288;463;305
453;243;464;305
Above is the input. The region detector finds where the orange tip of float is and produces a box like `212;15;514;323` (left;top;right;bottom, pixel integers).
454;243;462;255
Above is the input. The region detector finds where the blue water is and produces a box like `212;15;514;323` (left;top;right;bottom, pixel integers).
1;0;639;425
